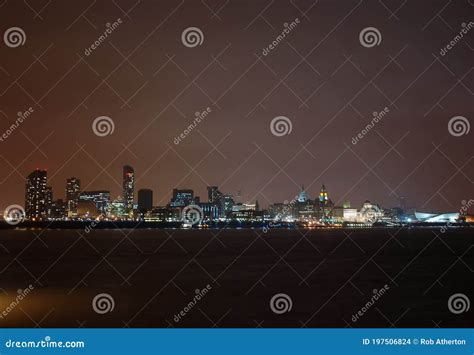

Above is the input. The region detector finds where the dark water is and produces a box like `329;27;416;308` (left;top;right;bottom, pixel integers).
0;228;472;327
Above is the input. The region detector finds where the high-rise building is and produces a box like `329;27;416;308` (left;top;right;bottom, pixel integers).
138;189;153;213
45;186;53;218
25;169;47;220
66;177;80;217
123;165;135;215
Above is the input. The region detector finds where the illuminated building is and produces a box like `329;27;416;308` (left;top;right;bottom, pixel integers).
170;189;196;207
123;165;135;216
358;200;384;223
414;212;459;223
45;186;53;218
222;195;235;218
25;169;47;220
77;200;100;219
297;185;309;203
207;186;222;203
319;184;328;204
66;177;80;217
232;203;257;212
316;184;333;221
51;199;67;219
80;191;110;215
107;199;127;219
138;189;153;213
145;207;180;222
200;202;219;221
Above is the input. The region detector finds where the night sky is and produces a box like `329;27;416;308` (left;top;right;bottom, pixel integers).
0;0;472;212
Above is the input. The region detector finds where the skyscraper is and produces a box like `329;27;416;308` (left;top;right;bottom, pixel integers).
123;165;135;215
66;177;80;217
45;186;53;218
25;169;47;220
138;189;153;213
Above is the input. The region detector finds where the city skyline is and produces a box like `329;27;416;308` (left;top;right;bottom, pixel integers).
8;164;473;225
2;161;473;214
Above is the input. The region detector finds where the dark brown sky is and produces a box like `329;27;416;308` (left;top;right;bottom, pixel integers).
0;0;472;212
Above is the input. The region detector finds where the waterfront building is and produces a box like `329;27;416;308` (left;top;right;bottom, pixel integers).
138;189;153;214
80;190;110;215
358;200;384;223
170;189;196;207
414;212;459;223
66;177;80;217
51;199;67;219
25;169;47;220
123;165;135;216
45;186;53;218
